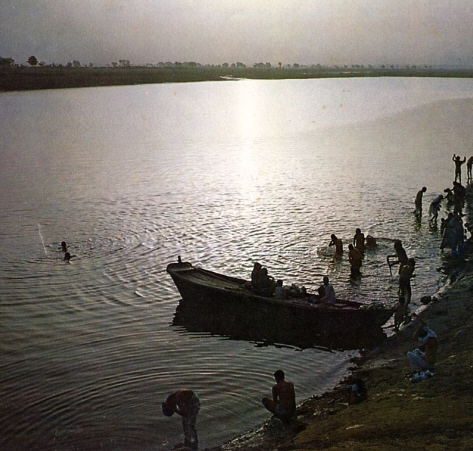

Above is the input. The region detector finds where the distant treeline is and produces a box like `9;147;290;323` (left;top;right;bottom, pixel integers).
2;65;473;92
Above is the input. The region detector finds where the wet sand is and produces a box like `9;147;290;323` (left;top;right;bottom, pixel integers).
210;258;473;450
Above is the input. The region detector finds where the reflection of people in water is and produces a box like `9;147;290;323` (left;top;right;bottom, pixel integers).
162;389;200;451
262;370;296;422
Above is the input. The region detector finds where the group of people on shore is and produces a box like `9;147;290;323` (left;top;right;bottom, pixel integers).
402;153;473;381
415;153;473;257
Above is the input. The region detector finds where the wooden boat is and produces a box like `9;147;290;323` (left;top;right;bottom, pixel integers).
166;261;395;346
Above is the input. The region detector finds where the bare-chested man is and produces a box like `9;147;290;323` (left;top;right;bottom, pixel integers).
262;370;296;422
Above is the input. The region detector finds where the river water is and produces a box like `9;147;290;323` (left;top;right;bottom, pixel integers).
1;77;473;450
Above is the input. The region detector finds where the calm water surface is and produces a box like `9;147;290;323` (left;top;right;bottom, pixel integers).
2;77;473;450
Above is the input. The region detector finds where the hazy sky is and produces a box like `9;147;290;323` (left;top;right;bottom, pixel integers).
1;0;473;67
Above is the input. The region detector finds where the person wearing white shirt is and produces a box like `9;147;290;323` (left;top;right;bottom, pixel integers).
320;276;336;304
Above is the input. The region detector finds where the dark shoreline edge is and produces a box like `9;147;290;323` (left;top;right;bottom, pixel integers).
2;66;473;92
211;257;473;450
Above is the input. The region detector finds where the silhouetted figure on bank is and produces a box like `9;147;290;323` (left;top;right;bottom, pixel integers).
406;316;438;374
262;370;296;422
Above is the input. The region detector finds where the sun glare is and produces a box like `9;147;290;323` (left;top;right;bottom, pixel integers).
237;81;261;200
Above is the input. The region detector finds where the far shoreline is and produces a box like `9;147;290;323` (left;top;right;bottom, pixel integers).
2;66;473;92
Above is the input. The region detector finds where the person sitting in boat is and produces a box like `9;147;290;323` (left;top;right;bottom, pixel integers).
274;280;286;300
320;276;336;304
256;267;276;296
251;262;262;288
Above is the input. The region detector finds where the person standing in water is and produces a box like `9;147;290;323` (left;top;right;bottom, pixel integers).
452;154;466;183
413;187;427;216
348;244;363;277
329;234;343;256
387;240;409;274
467;156;473;182
353;228;366;252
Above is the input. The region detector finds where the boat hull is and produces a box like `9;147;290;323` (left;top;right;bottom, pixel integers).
166;262;394;348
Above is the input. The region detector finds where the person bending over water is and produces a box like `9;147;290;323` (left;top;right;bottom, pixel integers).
413;187;427;216
162;389;201;451
329;234;343;256
429;194;443;221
